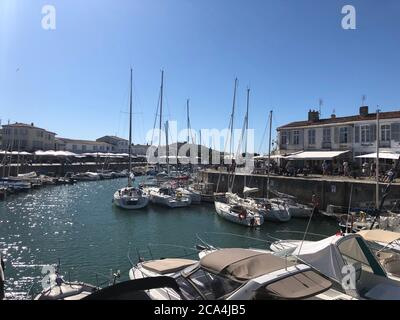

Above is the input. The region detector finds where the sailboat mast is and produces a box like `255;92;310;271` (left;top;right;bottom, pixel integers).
165;121;170;175
267;110;273;199
230;78;238;158
159;70;164;172
244;88;250;190
187;99;190;143
128;68;133;187
376;108;380;208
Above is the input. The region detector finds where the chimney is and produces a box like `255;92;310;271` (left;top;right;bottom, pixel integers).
331;113;336;119
359;106;369;117
308;109;320;122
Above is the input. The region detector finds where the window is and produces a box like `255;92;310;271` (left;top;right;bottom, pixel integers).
323;128;331;143
381;125;391;141
361;125;371;143
82;145;86;152
93;146;98;151
100;146;104;151
72;145;77;151
293;130;300;145
188;268;241;299
308;129;316;145
281;131;288;145
339;127;348;144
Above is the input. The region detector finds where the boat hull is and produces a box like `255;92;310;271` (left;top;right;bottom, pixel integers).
215;201;264;227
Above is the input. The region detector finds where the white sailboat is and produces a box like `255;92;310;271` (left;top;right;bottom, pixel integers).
113;68;149;210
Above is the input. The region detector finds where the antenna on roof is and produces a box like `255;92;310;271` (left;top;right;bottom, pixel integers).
318;99;323;118
362;94;367;106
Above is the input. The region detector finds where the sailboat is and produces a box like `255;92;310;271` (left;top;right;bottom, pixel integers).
213;83;264;227
143;71;191;209
113;68;149;210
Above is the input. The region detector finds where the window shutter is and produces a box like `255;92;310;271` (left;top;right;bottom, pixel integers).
299;129;304;145
347;126;353;144
392;123;400;141
354;125;360;143
370;124;377;141
334;127;339;143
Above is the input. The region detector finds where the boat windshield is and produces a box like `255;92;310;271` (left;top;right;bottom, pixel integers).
337;236;386;276
187;268;242;299
175;276;203;300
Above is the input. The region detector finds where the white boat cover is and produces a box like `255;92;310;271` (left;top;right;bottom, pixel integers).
243;187;259;195
292;234;345;281
291;234;383;282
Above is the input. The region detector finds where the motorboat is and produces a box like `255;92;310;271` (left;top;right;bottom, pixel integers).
146;186;191;208
113;186;149;210
129;248;355;300
35;281;99;300
214;201;264;227
0;178;31;192
72;172;101;181
270;233;400;299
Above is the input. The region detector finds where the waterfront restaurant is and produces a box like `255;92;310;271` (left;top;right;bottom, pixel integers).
276;106;400;174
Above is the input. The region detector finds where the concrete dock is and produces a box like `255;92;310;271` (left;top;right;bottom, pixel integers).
200;170;400;210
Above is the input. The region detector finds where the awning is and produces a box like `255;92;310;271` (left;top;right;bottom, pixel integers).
356;152;400;160
253;154;285;160
35;150;78;157
358;230;400;244
285;150;350;161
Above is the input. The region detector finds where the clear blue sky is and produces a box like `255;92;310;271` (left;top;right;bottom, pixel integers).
1;0;400;153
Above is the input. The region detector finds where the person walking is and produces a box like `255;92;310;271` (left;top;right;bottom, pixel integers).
343;161;349;177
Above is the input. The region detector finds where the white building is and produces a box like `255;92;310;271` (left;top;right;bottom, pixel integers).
55;137;112;154
96;136;129;153
277;106;400;160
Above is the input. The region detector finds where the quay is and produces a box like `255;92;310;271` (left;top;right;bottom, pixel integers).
200;170;400;210
0;161;147;178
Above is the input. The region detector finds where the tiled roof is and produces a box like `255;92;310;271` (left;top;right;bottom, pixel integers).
2;122;56;134
278;111;400;130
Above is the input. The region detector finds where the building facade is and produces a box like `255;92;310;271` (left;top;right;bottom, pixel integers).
96;136;129;153
277;106;400;159
55;137;112;154
1;122;56;152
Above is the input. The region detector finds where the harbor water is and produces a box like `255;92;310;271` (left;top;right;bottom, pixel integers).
0;178;339;299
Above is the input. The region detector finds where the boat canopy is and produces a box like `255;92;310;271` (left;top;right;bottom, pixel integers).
356;152;400;160
285;150;350;161
200;248;296;281
358;230;400;244
291;234;386;282
243;187;259;195
263;270;332;299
